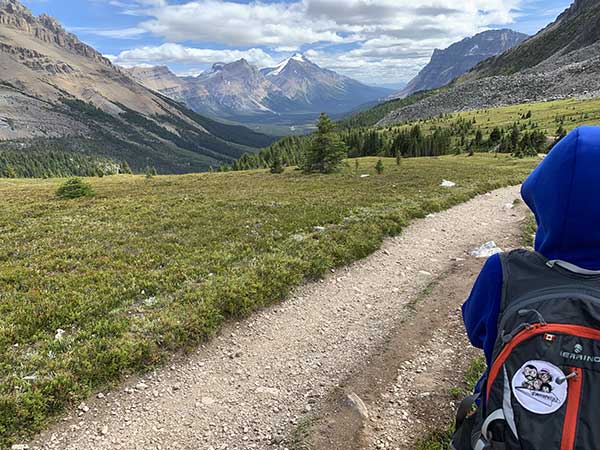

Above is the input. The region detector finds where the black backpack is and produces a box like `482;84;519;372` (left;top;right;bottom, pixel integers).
452;250;600;450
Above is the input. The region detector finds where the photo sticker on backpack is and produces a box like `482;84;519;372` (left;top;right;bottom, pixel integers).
511;360;568;414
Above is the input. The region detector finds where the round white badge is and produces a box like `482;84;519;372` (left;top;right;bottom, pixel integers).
511;360;568;415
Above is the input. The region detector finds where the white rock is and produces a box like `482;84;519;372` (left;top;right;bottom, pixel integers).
55;329;65;341
11;445;29;450
135;382;149;390
471;241;503;258
202;397;216;406
440;180;456;188
360;174;370;178
77;402;89;413
347;392;369;419
256;386;280;397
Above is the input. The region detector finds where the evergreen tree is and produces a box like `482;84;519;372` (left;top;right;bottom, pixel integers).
4;164;16;178
489;127;502;145
120;161;133;174
375;159;384;175
510;124;521;151
144;166;157;178
270;152;284;174
474;129;483;147
303;113;347;174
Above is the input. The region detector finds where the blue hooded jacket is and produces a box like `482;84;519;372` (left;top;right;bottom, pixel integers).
462;126;600;392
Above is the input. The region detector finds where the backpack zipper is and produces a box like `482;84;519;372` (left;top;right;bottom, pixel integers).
560;367;582;450
486;324;600;401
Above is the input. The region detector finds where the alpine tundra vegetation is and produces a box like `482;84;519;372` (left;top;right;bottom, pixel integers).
0;155;537;445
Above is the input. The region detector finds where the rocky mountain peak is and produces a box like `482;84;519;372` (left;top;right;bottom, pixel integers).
391;28;527;99
206;59;257;79
0;0;35;28
37;13;65;33
128;65;177;78
0;0;111;66
0;0;31;15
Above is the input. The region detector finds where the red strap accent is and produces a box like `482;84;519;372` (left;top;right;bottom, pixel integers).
486;324;600;400
561;367;583;450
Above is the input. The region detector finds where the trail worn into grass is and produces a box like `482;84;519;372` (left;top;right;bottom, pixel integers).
28;186;527;450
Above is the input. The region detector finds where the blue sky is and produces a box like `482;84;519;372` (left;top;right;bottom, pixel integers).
22;0;572;86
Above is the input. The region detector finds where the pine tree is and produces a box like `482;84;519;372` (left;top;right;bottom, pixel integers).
489;127;502;145
144;166;157;179
375;159;384;174
474;129;483;147
120;161;132;174
270;152;284;174
4;164;16;178
303;113;347;174
510;124;521;151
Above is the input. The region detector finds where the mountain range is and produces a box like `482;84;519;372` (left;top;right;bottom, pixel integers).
392;29;528;99
379;0;600;125
127;54;391;124
0;0;274;173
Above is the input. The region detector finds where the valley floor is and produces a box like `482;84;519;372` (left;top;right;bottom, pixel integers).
27;186;527;450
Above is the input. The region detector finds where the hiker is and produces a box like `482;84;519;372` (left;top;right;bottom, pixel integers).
453;126;600;450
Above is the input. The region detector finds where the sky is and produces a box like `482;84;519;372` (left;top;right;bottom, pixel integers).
22;0;572;87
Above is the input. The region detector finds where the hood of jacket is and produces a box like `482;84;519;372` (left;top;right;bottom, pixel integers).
522;126;600;270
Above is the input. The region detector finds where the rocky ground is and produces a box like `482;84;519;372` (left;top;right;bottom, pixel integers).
26;186;528;450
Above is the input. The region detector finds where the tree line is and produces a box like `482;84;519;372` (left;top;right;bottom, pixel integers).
222;112;562;173
0;149;131;178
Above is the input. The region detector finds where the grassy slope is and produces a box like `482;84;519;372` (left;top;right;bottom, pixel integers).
385;97;600;135
0;155;538;446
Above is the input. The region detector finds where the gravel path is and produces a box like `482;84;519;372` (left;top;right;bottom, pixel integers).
28;186;526;450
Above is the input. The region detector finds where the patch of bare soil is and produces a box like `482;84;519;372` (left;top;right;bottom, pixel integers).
301;257;493;450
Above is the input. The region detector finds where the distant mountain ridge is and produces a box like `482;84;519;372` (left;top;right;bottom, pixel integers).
463;0;600;78
126;54;391;123
392;29;528;99
0;0;273;173
378;0;600;126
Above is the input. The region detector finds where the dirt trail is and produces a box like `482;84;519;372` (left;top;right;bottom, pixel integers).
28;186;527;450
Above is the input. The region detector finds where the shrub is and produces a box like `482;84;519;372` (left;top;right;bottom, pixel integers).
375;159;384;174
56;178;95;199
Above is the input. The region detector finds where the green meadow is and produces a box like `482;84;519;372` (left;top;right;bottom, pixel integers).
389;97;600;135
0;155;537;445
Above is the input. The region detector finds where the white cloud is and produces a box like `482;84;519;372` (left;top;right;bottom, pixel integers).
109;43;279;67
130;0;522;45
68;26;147;39
98;0;525;83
